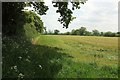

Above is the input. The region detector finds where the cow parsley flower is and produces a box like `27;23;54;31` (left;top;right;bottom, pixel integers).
38;65;42;69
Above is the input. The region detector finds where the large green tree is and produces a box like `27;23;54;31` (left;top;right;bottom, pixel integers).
79;27;87;35
2;0;87;35
92;29;100;36
54;29;60;35
2;2;48;35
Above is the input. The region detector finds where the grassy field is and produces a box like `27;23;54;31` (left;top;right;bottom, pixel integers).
32;35;118;78
3;35;118;78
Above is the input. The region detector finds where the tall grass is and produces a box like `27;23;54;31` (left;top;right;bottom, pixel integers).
2;34;118;78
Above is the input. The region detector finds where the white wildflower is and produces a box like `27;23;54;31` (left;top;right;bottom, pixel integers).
11;66;13;70
13;66;17;70
18;56;22;59
38;65;42;69
25;59;30;62
12;66;18;72
18;73;24;78
27;56;30;58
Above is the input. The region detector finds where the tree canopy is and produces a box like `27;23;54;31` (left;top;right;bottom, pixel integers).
2;0;88;36
49;27;120;37
54;29;60;35
52;0;87;28
92;29;100;36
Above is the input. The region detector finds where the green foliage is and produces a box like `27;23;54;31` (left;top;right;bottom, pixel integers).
79;27;87;35
2;2;25;35
117;32;120;37
23;23;40;40
30;2;49;15
61;27;119;37
100;32;104;36
69;27;87;35
104;31;115;37
92;29;100;36
84;31;92;36
3;34;118;78
54;30;60;35
2;2;48;36
2;1;88;36
71;29;79;35
64;32;71;35
52;0;88;28
70;27;87;35
3;10;44;37
2;36;68;78
24;11;44;33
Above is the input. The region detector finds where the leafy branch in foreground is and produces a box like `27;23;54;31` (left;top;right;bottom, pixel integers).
2;0;88;35
52;0;88;28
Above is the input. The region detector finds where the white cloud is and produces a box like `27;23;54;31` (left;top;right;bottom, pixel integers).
41;0;119;33
44;0;52;5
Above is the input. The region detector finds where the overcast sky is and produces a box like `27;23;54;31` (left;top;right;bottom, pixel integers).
40;0;119;33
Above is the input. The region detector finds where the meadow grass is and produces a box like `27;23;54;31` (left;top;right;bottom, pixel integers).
32;35;118;78
36;35;118;65
3;35;118;78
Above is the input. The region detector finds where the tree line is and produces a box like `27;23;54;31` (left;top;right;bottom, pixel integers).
45;27;120;37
